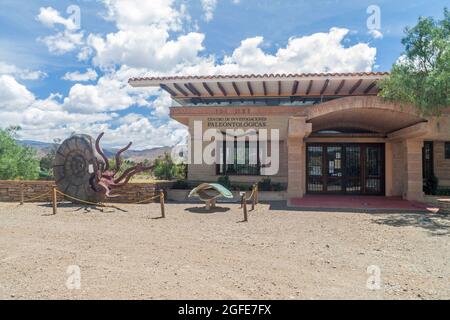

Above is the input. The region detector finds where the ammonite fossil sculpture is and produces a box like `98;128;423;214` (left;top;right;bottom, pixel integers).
53;133;153;203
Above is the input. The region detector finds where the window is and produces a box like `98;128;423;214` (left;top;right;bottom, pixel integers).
216;133;260;176
445;142;450;159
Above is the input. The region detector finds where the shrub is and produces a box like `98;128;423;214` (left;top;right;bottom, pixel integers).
217;175;231;189
0;127;39;180
258;178;272;191
172;179;190;190
434;188;450;196
153;153;185;180
230;183;252;191
258;178;285;191
423;175;439;195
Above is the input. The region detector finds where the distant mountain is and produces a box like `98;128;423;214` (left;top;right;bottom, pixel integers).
104;146;173;162
17;140;54;158
17;140;173;163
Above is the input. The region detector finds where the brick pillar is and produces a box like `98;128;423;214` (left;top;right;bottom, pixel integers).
287;117;311;200
404;139;424;201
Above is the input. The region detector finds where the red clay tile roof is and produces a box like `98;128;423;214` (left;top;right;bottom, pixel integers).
128;72;390;83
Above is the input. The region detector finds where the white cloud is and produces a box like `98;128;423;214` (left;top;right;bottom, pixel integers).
225;28;376;73
62;66;160;114
37;7;84;55
63;81;132;113
368;29;383;39
80;0;202;70
0;62;47;80
101;0;186;31
0;75;117;144
62;68;98;82
0;75;35;110
179;28;376;75
152;91;172;117
36;7;78;30
88;28;205;70
38;30;84;55
77;46;93;61
201;0;218;22
103;117;187;149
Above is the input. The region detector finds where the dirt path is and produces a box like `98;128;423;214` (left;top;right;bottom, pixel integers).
0;202;449;299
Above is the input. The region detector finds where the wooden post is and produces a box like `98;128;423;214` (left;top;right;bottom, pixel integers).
255;184;259;204
241;194;248;222
20;183;24;205
51;185;57;215
240;191;244;208
251;185;256;211
160;189;165;218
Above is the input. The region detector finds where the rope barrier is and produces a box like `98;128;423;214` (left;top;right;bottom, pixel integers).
241;184;259;222
55;190;115;208
15;186;166;218
246;188;256;201
132;194;161;204
55;189;161;206
19;191;51;203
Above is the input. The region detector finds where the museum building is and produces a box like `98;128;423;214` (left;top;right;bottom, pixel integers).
129;72;450;202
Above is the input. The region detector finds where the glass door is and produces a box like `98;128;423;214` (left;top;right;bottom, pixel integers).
364;145;384;194
344;145;362;193
325;146;343;192
306;143;385;195
307;145;324;192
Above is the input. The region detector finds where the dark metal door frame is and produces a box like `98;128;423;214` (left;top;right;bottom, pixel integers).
422;141;434;180
306;143;385;195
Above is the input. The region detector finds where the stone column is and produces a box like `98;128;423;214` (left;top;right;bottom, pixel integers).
287;117;311;200
385;142;393;196
404;139;424;201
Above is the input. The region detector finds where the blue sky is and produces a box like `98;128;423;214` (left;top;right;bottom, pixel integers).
0;0;447;149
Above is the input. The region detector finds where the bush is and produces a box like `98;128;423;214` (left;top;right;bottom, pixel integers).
39;138;60;180
153;153;185;180
258;178;284;191
172;179;190;190
217;175;231;189
434;188;450;196
230;183;252;191
423;175;439;195
0;127;39;180
258;178;272;191
38;170;53;180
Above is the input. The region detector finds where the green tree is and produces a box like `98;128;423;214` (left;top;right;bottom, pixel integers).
153;153;185;180
39;138;61;178
378;8;449;116
0;127;39;180
109;158;137;177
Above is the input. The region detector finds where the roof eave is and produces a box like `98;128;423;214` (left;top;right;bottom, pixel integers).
128;72;390;87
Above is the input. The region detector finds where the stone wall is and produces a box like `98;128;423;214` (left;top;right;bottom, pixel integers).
0;180;173;203
0;180;59;202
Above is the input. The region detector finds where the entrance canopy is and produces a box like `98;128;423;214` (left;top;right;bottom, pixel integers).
306;96;427;135
129;72;389;106
310;107;426;134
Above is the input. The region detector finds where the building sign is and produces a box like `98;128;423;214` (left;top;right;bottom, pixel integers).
207;117;268;128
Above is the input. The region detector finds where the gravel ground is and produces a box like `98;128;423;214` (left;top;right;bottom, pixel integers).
0;202;449;300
